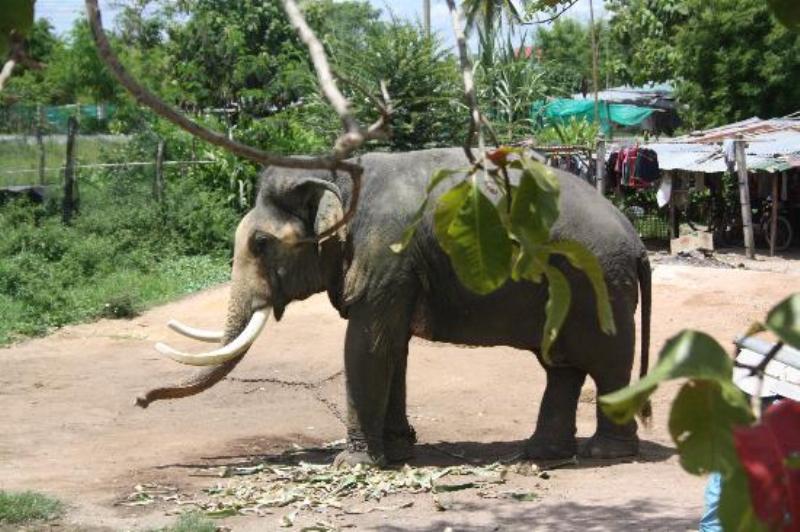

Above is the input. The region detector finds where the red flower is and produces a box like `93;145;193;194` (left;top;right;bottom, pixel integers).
733;400;800;530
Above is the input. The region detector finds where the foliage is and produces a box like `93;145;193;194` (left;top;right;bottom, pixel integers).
0;490;63;524
394;149;615;362
606;0;689;86
534;117;600;147
607;0;800;129
124;458;527;522
0;144;237;344
164;0;313;114
674;0;800;128
325;15;464;151
600;293;800;530
475;30;555;143
534;18;624;95
0;0;33;61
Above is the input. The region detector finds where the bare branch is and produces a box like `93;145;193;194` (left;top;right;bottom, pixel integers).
84;0;394;243
84;0;348;171
519;0;579;25
0;59;16;91
445;0;486;166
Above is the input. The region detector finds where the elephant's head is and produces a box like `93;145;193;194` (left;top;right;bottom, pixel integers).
135;171;346;408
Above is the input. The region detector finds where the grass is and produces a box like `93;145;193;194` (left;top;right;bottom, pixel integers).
159;513;218;532
0;491;63;525
0;252;231;345
0;135;121;186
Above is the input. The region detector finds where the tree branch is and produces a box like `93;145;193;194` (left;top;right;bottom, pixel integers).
519;0;579;25
445;0;486;166
0;59;16;91
84;0;393;243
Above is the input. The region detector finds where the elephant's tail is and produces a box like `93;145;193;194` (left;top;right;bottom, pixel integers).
637;252;653;423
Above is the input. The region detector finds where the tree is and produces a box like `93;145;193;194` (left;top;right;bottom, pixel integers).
606;0;689;86
325;16;465;150
164;0;314;115
608;0;800;128
675;0;800;128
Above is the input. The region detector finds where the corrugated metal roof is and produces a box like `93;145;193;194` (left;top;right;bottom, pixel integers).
633;117;800;173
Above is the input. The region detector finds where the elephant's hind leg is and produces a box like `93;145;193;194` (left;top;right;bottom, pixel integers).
580;316;639;459
579;367;639;459
524;365;586;460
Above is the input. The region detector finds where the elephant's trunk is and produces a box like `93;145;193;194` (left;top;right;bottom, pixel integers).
135;291;268;408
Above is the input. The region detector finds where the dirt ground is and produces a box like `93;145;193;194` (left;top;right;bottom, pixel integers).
2;253;799;531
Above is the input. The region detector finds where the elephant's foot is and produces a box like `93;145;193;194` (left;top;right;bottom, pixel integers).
334;435;386;468
523;434;577;460
333;449;386;469
579;433;639;459
384;427;417;463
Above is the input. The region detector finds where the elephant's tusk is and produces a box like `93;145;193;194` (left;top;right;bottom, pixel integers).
167;319;224;343
156;310;269;366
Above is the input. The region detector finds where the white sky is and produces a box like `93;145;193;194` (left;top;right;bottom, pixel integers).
36;0;608;45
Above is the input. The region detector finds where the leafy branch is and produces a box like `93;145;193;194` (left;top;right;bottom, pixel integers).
600;294;800;530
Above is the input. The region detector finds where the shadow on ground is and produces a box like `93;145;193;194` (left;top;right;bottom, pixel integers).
152;437;675;473
375;498;696;531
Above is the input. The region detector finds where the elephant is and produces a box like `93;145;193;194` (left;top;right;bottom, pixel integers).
137;147;652;467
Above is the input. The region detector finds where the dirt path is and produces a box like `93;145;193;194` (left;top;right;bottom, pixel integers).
1;262;797;531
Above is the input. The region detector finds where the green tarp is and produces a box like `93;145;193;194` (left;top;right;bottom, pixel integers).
531;99;656;135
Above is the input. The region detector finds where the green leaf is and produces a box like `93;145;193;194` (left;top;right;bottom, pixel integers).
541;265;571;363
599;330;734;424
433;181;471;253
668;380;754;476
718;466;769;532
765;294;800;349
391;168;466;253
548;240;616;336
508;166;559;247
437;182;512;295
511;245;546;283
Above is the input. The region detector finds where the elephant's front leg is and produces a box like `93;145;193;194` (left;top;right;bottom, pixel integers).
334;301;411;468
383;352;416;463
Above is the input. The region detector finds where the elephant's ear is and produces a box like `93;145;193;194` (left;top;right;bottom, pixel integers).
267;177;346;242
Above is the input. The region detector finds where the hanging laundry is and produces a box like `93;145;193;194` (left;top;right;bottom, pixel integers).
634;148;660;183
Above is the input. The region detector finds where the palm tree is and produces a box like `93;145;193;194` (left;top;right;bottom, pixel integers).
461;0;523;36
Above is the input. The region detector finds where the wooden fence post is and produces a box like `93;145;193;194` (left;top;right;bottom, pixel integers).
36;104;46;185
595;134;606;194
62;117;78;224
153;139;165;202
734;134;755;259
770;173;780;256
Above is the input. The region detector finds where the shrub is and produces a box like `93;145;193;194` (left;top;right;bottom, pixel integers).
0;491;63;524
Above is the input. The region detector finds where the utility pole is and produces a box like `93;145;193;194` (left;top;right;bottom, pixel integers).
588;0;600;126
423;0;431;37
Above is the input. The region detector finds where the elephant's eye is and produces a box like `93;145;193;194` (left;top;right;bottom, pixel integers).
250;230;277;254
